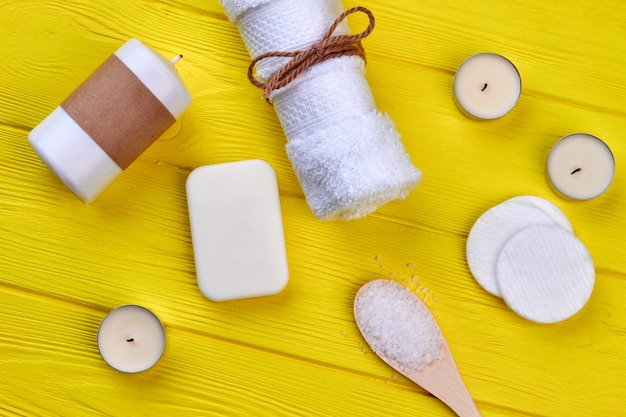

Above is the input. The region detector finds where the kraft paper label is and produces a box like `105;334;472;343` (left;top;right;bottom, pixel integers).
61;54;175;170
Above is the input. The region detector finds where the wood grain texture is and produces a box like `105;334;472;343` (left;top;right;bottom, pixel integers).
1;0;626;416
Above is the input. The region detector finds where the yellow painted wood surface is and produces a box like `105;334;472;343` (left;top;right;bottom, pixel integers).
1;0;625;415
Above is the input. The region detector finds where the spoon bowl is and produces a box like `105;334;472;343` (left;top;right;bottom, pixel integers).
354;279;482;417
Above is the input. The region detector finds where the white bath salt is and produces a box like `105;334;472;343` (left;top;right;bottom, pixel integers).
354;279;442;374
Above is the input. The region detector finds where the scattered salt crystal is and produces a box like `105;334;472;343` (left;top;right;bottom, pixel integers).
411;275;419;283
354;279;443;374
407;263;415;269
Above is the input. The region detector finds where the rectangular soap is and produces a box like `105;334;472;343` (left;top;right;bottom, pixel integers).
186;160;289;301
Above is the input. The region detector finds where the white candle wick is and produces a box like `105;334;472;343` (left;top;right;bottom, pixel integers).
170;54;183;65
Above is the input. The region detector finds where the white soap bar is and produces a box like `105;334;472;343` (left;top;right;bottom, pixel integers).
186;160;289;301
466;196;572;296
496;224;594;324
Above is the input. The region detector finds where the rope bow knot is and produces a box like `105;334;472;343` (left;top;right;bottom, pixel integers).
247;6;375;103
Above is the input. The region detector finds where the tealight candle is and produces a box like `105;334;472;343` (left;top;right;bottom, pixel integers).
28;38;192;203
546;133;615;200
97;305;165;373
453;53;521;119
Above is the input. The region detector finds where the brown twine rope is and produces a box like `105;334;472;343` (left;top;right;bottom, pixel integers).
247;6;375;103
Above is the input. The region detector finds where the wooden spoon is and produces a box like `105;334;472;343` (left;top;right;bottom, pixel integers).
354;279;482;417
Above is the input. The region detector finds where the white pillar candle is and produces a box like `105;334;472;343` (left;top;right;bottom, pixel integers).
453;53;521;119
28;38;192;203
97;305;165;373
546;133;615;200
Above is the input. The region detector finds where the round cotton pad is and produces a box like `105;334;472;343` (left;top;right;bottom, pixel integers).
496;224;595;324
466;197;571;296
506;196;573;232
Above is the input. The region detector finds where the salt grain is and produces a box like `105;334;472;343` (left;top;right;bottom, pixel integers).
354;279;442;374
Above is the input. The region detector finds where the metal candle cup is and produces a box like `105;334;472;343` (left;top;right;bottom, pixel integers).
546;133;615;200
454;53;521;120
97;305;166;373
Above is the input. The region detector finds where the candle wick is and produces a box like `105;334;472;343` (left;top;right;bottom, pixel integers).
170;54;183;65
481;83;488;91
126;338;135;342
571;168;582;175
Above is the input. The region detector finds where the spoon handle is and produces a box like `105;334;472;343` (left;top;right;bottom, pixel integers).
406;343;482;417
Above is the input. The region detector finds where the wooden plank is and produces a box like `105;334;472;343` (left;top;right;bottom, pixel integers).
6;46;626;272
352;0;626;116
2;246;624;417
0;285;481;417
2;0;626;416
3;0;626;130
2;122;626;415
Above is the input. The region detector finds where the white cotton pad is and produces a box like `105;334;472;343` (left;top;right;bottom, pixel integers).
506;196;573;231
186;160;289;302
466;196;572;297
496;225;595;324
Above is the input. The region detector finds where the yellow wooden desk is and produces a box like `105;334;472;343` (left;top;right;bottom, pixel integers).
1;1;625;416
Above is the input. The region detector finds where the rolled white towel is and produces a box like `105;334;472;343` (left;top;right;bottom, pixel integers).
220;0;422;220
